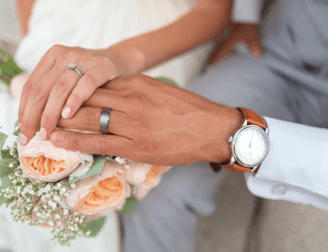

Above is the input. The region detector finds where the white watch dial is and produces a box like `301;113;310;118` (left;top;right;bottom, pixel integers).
234;126;269;167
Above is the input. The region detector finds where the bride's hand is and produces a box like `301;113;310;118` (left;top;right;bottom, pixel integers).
18;45;125;144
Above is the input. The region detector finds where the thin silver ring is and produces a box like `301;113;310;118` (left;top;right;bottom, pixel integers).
100;108;111;134
66;62;84;77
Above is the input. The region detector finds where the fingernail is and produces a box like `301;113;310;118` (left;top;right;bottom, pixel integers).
52;132;65;144
62;107;71;119
40;127;47;140
19;133;27;145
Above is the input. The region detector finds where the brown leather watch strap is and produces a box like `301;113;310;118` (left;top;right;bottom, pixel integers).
237;107;267;129
211;107;267;173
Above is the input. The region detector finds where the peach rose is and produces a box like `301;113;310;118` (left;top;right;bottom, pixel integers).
18;132;93;182
65;159;131;215
124;162;171;200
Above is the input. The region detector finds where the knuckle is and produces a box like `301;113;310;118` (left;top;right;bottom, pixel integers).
53;81;68;94
66;50;79;60
123;91;146;106
48;44;64;56
94;138;109;153
81;108;98;126
100;57;113;66
21;80;33;96
83;74;98;89
30;85;47;103
131;74;148;87
69;93;84;105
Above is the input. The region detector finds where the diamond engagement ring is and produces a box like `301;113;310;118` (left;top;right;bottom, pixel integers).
66;63;84;77
100;108;111;134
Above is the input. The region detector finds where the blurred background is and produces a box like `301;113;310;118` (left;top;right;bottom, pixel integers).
1;0;328;251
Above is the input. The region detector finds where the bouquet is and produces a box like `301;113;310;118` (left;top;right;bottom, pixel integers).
0;129;171;245
0;45;176;245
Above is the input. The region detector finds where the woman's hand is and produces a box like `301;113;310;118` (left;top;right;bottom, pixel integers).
18;45;127;145
208;23;263;65
50;74;243;166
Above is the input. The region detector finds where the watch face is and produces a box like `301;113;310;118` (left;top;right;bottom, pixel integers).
233;126;269;167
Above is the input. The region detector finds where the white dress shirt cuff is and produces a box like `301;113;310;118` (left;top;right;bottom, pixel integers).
232;0;262;24
245;117;328;209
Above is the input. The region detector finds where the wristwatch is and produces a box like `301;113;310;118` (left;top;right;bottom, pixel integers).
211;107;269;173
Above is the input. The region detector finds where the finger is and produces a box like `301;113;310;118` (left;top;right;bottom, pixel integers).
83;88;127;111
51;130;133;156
19;67;62;144
208;35;239;65
101;76;132;91
57;107;127;135
18;50;57;123
39;71;81;140
39;58;108;140
248;39;263;58
62;63;119;119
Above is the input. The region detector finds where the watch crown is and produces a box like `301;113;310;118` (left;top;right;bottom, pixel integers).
229;136;233;143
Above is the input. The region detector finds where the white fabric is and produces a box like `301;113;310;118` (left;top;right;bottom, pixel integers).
232;0;262;24
245;117;328;211
15;0;214;88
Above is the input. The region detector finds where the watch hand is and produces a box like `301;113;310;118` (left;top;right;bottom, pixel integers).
249;132;254;149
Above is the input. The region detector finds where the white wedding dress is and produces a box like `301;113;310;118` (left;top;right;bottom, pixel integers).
0;0;213;251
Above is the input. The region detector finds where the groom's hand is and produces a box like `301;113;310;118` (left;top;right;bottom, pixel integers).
51;74;243;166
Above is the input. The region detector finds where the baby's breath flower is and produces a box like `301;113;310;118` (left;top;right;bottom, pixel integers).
114;156;126;164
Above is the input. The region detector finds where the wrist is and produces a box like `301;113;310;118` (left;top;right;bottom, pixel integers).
92;42;147;75
203;104;244;164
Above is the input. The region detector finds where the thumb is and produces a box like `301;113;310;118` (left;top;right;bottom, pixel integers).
248;39;263;58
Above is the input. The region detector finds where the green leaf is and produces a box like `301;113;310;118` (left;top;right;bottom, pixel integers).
0;162;11;177
118;196;137;214
0;132;12;176
0;132;8;152
0;63;17;78
156;77;179;86
0;196;11;205
85;217;107;237
69;157;107;184
0;176;11;190
13;120;20;136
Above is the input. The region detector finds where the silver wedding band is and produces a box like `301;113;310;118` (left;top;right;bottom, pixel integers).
66;62;84;77
100;108;111;134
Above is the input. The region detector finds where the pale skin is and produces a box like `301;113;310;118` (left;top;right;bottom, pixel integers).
16;0;262;147
51;75;244;166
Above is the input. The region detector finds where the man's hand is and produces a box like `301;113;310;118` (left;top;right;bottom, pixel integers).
51;75;243;166
208;23;263;65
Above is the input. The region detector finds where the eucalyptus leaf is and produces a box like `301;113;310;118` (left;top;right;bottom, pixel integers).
69;157;107;184
0;163;11;177
85;217;107;237
0;196;11;205
118;196;137;215
0;63;16;78
156;77;179;86
13;120;20;136
0;176;11;189
0;132;14;176
0;132;8;152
